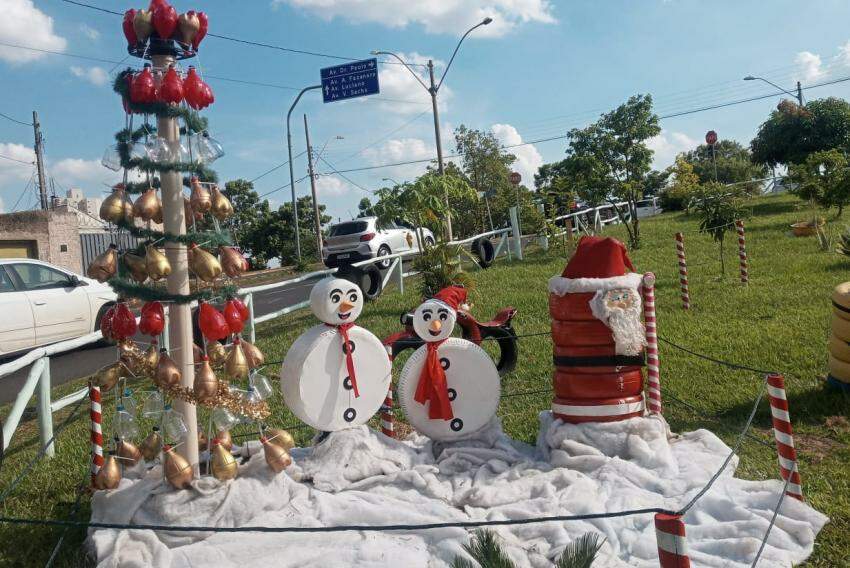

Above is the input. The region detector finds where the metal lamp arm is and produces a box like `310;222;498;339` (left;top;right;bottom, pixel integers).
438;24;483;92
747;76;797;98
374;51;429;92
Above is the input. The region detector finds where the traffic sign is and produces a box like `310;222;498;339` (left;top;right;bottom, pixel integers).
509;172;522;185
705;130;718;145
320;58;380;103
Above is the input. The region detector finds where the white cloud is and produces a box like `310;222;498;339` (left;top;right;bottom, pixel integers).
364;137;436;180
315;175;351;196
373;52;451;115
0;196;5;213
69;65;109;86
275;0;555;37
0;143;35;184
795;51;824;82
0;0;67;64
647;130;698;170
79;24;100;40
490;123;542;187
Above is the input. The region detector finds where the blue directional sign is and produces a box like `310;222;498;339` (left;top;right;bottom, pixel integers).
320;58;380;103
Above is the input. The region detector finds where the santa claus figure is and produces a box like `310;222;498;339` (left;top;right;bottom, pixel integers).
397;286;501;441
280;277;391;431
548;236;647;423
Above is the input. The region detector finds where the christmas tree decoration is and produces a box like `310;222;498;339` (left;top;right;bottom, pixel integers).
197;430;208;452
281;278;391;431
206;340;227;366
142;343;160;375
87;244;118;283
114;404;140;438
100;186;133;224
155;350;181;388
118;340;144;374
548;236;647;424
223;300;245;334
209;185;233;220
192;131;225;164
250;372;274;400
398;286;501;441
212;407;239;431
94;361;125;392
151;2;178;40
163;445;193;489
199;302;229;341
101;144;123;171
133;188;162;222
112;304;138;340
224;339;249;380
261;436;291;473
139;301;165;336
194;12;208;50
94;453;122;490
178;11;200;46
142;390;164;419
210;439;237;481
122;388;137;415
183;195;203;224
145;244;172;281
193;356;218;402
264;428;295;451
139;427;162;461
130;64;157;104
183;66;205;110
188;244;222;282
117;438;143;466
159;65;184;104
132;9;153;43
241;338;264;369
122;9;138;46
100;306;116;340
220;246;248;278
123;252;149;283
163;404;189;439
216;429;233;451
189;177;212;213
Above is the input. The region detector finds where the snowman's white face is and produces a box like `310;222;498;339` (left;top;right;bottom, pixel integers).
413;299;456;342
310;278;363;325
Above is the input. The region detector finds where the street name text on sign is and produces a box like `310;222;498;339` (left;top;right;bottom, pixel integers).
321;58;380;103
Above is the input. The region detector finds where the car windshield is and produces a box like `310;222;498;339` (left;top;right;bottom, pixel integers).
329;221;368;237
10;263;71;290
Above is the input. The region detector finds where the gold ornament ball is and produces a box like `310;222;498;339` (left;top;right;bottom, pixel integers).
210;442;238;481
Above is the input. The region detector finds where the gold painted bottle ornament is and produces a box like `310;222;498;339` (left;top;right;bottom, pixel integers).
145;244;171;281
87;244;118;282
155;349;181;388
207;340;228;367
100;186;133;224
219;246;247;278
142;342;160;375
140;427;163;461
209;186;233;221
189;178;212;213
94;453;122;490
183;195;203;224
217;429;233;452
132;9;153;42
261;436;292;473
265;428;295;451
118;340;145;375
224;339;249;380
241;339;265;369
133;188;162;222
117;438;143;467
193;356;218;402
94;361;124;392
123;251;149;283
178;11;200;45
188;244;222;282
163;445;194;489
210;440;238;481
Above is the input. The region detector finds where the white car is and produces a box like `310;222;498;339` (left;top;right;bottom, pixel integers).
323;217;435;269
0;259;118;358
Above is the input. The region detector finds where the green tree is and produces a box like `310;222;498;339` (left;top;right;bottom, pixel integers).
357;197;373;217
660;157;701;211
221;179;271;269
249;196;330;266
695;183;746;277
751;97;850;167
534;161;578;218
681;139;767;189
788;149;850;217
565;94;661;247
642;168;670;196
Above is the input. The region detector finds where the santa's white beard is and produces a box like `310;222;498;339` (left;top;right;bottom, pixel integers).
607;306;647;356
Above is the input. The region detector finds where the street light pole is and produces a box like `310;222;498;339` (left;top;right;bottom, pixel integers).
286;84;322;262
743;75;804;106
303;114;323;260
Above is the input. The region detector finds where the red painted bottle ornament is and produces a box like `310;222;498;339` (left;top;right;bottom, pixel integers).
123;9;138;46
152;3;178;39
112;304;138;340
139;301;165;336
130;65;156;104
233;297;249;321
183;66;204;110
199;302;230;341
194;12;208;50
100;306;116;340
159;66;184;104
149;0;169;12
201;81;215;107
223;300;245;334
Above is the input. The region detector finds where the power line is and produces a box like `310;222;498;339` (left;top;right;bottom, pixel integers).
0;153;35;166
257;174;311;199
0;111;31;127
249;150;307;183
11;173;35;212
316;155;375;194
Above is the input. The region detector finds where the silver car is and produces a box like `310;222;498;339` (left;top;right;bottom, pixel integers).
322;217;435;269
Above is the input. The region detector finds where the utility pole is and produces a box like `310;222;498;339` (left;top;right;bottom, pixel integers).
32;111;48;211
427;59;453;241
303;114;323;259
796;81;804;107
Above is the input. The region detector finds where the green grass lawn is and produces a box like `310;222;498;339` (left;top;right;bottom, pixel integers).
1;192;849;567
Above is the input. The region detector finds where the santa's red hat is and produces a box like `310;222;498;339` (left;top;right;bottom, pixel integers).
549;236;642;295
432;286;468;312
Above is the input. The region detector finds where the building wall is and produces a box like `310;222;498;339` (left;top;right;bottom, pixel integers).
0;210;82;274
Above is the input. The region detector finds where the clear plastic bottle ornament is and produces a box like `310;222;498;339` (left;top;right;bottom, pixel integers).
142;390;164;419
212;406;240;431
129;141;149;161
101;144;122;171
145;136;174;162
163;404;188;440
121;388;137;417
114;404;139;439
249;372;273;400
190;131;224;163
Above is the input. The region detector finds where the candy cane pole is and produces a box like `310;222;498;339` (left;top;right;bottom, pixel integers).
90;384;104;486
381;344;394;438
642;273;661;414
675;232;690;310
767;373;804;501
735;220;748;285
654;513;691;567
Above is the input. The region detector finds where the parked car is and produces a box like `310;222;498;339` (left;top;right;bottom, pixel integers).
322;217;435;269
0;259;118;358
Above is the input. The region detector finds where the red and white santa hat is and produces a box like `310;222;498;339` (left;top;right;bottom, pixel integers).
432;285;469;313
548;236;643;295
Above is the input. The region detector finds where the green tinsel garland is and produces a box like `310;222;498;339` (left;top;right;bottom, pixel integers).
108;276;238;304
116;219;233;247
113;69;208;132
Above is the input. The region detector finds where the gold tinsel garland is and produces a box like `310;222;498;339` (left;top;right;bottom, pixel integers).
161;380;270;421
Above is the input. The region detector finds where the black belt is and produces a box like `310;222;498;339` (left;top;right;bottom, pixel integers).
833;301;850;314
553;354;645;367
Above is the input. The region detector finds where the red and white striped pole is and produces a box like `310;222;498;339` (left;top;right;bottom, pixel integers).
381;344;394;438
674;233;690;310
89;383;104;486
654;513;691;567
735;220;748;285
766;373;803;501
642;273;661;414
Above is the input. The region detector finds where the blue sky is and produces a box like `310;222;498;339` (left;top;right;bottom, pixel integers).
2;0;850;222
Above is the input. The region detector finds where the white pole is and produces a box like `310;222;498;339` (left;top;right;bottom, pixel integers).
37;356;55;457
509;206;523;261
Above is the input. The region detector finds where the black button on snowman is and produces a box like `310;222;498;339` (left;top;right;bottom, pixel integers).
280;277;391;431
397;286;501;441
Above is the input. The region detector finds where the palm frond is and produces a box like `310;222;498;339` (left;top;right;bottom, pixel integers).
555;533;605;568
452;529;516;568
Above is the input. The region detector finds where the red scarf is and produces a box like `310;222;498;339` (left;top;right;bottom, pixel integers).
414;340;453;420
328;323;360;398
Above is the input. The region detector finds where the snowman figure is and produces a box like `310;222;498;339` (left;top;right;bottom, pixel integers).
397;286;501;441
281;277;391;431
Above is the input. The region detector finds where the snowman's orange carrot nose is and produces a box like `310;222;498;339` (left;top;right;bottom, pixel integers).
429;320;442;332
339;300;354;312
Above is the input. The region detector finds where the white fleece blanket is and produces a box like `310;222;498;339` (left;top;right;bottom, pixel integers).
88;413;827;567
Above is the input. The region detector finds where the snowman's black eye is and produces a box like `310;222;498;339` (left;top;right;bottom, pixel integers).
348;292;358;303
439;312;448;321
422;312;431;321
330;292;341;304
